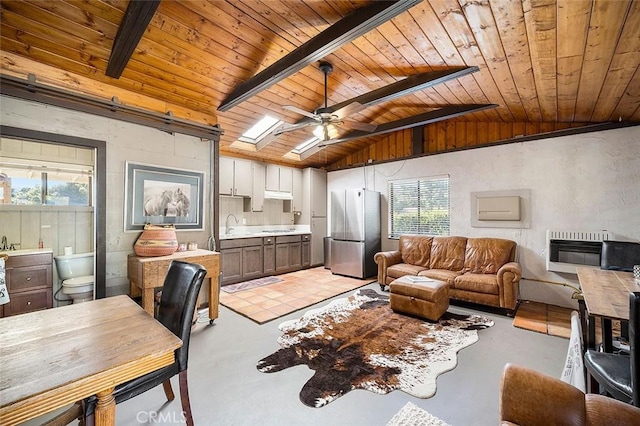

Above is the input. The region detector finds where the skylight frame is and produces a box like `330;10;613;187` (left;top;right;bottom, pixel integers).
237;115;282;144
291;137;320;154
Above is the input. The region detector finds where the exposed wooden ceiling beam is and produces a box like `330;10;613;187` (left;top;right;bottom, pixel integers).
217;0;422;111
319;104;498;146
106;0;161;78
330;66;480;110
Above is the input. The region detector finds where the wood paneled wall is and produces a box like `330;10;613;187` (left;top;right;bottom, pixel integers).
328;121;590;170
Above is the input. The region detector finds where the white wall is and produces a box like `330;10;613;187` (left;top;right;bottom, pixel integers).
1;96;213;295
328;126;640;308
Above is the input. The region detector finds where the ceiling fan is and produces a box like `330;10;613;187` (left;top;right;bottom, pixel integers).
274;61;377;142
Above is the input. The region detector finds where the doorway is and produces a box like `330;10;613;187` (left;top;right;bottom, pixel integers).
0;126;106;299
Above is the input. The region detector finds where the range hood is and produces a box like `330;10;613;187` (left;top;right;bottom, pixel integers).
264;190;293;200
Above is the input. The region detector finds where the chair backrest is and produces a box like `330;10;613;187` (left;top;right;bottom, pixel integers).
601;240;640;272
157;260;207;371
630;292;640;406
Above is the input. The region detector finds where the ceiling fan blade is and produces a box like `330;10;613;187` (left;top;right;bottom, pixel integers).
341;120;377;132
283;105;317;119
273;120;316;136
333;101;366;119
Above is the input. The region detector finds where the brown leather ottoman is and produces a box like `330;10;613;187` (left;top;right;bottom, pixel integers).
389;277;449;321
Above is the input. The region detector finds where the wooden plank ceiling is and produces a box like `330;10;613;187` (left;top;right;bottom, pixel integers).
1;0;639;169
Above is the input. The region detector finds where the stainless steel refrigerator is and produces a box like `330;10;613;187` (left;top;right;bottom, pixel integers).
330;189;381;278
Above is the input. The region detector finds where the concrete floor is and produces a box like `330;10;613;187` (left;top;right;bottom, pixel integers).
37;282;570;425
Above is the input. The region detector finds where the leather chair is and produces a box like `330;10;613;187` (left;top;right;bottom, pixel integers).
601;240;640;272
84;260;207;425
583;291;640;407
500;363;640;425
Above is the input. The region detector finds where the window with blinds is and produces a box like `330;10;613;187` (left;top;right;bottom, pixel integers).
388;175;450;238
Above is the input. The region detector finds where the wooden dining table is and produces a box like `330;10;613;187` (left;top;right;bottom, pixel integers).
0;295;182;425
576;266;637;352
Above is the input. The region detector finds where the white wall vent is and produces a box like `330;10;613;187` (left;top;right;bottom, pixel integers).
477;196;520;221
546;230;612;242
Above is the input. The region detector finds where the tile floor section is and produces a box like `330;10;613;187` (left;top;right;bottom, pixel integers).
219;267;374;324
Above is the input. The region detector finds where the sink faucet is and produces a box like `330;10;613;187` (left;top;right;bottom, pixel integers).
225;214;239;234
1;236;7;251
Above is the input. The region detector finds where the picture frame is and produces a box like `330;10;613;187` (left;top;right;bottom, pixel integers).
124;162;205;232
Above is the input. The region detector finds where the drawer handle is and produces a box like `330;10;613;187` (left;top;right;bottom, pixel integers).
27;301;31;305
26;277;31;281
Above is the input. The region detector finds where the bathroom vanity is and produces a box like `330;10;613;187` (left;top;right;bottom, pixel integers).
0;249;53;317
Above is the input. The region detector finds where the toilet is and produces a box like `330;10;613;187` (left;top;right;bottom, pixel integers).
54;252;95;303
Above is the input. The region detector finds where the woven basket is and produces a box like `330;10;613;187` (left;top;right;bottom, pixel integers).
134;224;178;257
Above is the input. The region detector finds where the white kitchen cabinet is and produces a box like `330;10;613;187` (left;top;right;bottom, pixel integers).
301;168;327;220
220;156;252;197
251;162;265;211
265;164;293;193
310;217;327;266
291;168;303;212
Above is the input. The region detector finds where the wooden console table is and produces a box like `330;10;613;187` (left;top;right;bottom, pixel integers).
127;249;220;323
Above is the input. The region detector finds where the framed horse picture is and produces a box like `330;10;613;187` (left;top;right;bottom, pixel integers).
124;162;205;231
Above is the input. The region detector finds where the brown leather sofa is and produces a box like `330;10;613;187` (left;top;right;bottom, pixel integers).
374;235;522;312
500;363;640;425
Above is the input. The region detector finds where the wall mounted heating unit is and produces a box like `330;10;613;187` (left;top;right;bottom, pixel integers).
546;229;613;274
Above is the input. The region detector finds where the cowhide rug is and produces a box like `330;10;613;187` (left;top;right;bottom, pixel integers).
257;289;494;407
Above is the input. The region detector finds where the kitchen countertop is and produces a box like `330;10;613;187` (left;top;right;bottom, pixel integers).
0;248;54;256
219;230;310;240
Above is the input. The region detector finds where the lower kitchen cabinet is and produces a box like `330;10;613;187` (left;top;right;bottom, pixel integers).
242;245;263;280
220;234;312;285
275;235;303;273
302;234;311;267
220;237;263;286
263;237;275;274
220;247;242;285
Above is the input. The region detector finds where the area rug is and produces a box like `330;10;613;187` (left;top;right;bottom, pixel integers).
219;267;374;324
386;402;451;426
257;289;494;407
221;276;284;293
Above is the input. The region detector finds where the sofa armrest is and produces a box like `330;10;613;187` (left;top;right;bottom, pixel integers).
497;261;522;310
500;363;586;426
374;250;402;285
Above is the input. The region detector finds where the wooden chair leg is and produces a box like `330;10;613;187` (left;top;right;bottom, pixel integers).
179;370;194;426
162;379;175;402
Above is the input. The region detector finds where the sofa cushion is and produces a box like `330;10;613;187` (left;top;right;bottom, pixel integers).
420;269;461;285
399;235;433;268
464;238;516;274
429;236;467;271
454;273;499;295
387;263;428;279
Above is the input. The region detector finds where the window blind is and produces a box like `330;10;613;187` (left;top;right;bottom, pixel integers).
388;175;450;238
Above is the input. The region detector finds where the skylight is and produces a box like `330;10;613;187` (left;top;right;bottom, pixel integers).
291;137;319;154
238;115;281;143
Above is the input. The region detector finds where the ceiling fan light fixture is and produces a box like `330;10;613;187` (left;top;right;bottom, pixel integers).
313;124;329;141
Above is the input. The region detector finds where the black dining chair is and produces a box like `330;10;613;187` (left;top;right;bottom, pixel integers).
584;291;640;407
83;260;207;425
600;241;640;349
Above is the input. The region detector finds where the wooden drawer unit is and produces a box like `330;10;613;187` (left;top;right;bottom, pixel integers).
127;249;220;322
4;288;53;316
2;252;53;317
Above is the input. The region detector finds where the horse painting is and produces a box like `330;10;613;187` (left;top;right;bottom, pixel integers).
174;188;191;217
144;189;174;216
